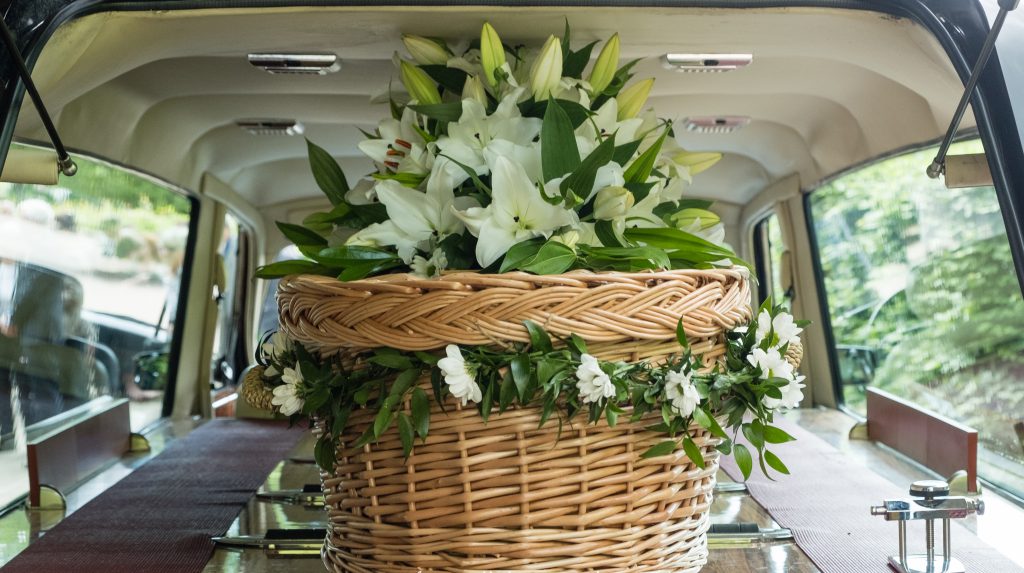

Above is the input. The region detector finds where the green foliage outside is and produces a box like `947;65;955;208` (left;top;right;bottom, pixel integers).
810;141;1024;493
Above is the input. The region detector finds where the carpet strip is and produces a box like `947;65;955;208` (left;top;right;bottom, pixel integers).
2;418;305;573
720;417;1023;573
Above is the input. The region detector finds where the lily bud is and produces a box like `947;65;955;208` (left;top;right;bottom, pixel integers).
589;33;619;94
593;186;635;220
671;208;721;231
463;74;488;106
400;60;441;105
480;22;507;88
616;78;654;120
402;34;450;66
530;35;563;100
671;150;723;176
552;229;581;249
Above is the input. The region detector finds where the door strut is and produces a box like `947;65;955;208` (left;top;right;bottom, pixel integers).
927;0;1020;179
0;19;77;176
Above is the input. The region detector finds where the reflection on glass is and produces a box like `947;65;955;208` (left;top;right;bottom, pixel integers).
810;140;1024;498
0;146;192;507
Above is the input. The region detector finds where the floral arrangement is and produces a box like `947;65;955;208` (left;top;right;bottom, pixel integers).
254;22;808;480
256;22;743;282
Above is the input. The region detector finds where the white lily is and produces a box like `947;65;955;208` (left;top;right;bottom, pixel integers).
402;34;450;66
665;368;701;418
344;178;377;205
593;186;634;221
771;312;803;348
576;354;615;404
437;344;482;406
453;156;578;267
434;91;541;183
358;107;431;177
346;221;420;263
272;364;305;416
577;98;644;150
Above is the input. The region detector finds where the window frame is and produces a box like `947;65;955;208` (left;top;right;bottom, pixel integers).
8;139;202;423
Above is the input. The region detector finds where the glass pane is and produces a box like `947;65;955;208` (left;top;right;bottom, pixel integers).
0;146;192;507
810;140;1024;497
211;213;241;395
754;214;789;304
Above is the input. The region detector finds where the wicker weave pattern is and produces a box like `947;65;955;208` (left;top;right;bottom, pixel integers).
270;269;760;572
322;393;719;572
277;269;751;361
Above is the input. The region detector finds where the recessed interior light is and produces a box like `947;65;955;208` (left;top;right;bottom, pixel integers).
236;119;305;136
248;53;340;75
663;53;753;73
682;116;751;134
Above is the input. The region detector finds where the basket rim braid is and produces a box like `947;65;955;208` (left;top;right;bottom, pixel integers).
276;268;752;359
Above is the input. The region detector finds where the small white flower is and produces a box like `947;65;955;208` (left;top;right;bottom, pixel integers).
261;331;292;360
754;309;773;345
437;344;482;406
264;364;279;378
763;374;806;410
271;364;305;416
575;354;615;404
410;249;449;278
664;368;701;418
771;312;803;347
746;347;794;381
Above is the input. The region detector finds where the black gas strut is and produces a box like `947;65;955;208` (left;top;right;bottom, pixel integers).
927;0;1019;179
0;18;77;176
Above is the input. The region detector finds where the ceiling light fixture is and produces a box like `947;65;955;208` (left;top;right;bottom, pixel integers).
682;116;751;134
248;53;340;75
236;119;305;136
663;53;752;73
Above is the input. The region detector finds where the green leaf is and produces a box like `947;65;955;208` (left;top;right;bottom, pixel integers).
559;134;616;200
520;99;592;128
313;435;336;472
373;407;394;439
676;318;690;349
564;40;598;79
511;354;531;401
612;139;643;166
763;425;796;444
520;241;577;275
337;260;402;281
523;321;552;353
682;436;706;469
499;371;517;411
411;388;431;440
734;443;753;480
623;128;667;184
303;203;352;233
419;64;468;93
641;440;678;459
387;369;420;402
439;153;491;196
369;353;414;371
594;219;625;248
581;246;669;270
692;407;728;440
255;259;330;279
763;450;790;475
605;405;619;427
430;368;446;412
316;245;398;265
745;420;766;450
541;98;581;182
568;333;588;355
624;227;735;255
397;413;415;458
499;237;545;272
479;381;493;421
409;102;464;123
307;139;349;206
277;221;327;248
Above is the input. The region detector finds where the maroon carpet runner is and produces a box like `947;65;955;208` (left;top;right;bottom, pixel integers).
2;418;305;573
720;417;1023;573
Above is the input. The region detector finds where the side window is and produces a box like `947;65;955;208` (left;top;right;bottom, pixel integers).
0;146;193;506
753;213;788;303
809;140;1024;497
258;245;301;338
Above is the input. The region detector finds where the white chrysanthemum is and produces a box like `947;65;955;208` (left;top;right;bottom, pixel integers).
763;374;806;410
437;344;482;406
746;347;794;381
576;354;615;404
410;249;449;279
754;309;773;345
272;364;305;416
664;368;701;418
